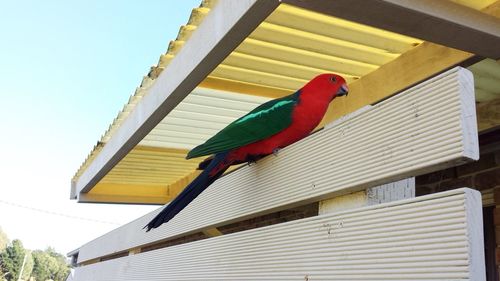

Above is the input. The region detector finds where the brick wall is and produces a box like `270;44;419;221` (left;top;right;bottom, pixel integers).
126;203;319;259
218;203;318;235
416;129;500;281
416;150;500;196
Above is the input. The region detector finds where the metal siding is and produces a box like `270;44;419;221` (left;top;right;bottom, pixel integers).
140;88;270;149
77;67;478;263
74;188;485;280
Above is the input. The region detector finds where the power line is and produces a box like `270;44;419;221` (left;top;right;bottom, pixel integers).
0;199;120;225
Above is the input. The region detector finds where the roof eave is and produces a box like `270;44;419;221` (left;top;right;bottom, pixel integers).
72;0;500;202
73;0;281;200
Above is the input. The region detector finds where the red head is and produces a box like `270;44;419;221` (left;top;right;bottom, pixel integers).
301;73;349;101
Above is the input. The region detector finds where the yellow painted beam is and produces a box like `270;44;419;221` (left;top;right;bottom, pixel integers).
200;76;292;99
83;161;212;204
128;247;141;255
96;145;201;191
250;22;399;65
110;162;198;170
320;0;500;126
79;193;170;205
167;170;202;197
202;227;224;237
268;4;420;53
121;154;197;162
319;42;472;127
90;183;168;198
199;1;498;102
108;163;196;171
236;38;378;76
477;98;500;131
210;64;307;91
98;178;177;186
133;145;190;155
450;0;497;10
222;52;358;82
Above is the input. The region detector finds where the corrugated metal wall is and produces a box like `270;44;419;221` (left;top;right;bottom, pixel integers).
74;188;485;280
77;67;479;263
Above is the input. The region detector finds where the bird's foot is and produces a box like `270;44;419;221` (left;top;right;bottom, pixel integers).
272;148;281;157
248;160;257;167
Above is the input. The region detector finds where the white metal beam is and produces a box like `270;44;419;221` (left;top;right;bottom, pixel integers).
74;0;281;196
283;0;500;59
74;189;486;281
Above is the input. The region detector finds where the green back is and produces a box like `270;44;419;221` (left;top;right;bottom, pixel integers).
186;91;300;159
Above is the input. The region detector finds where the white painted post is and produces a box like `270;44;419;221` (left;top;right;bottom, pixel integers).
367;177;415;205
319;178;415;214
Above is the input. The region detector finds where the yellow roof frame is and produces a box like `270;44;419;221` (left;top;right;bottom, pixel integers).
71;0;500;204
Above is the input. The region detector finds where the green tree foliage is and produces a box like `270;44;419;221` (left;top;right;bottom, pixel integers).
32;248;69;281
0;230;67;281
0;239;26;281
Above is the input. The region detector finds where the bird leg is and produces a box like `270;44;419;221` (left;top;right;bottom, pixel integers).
272;148;281;157
245;154;264;166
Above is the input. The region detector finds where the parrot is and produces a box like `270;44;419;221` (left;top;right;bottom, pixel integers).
145;73;348;231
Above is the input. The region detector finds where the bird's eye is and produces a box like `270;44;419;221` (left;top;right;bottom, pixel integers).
330;76;337;83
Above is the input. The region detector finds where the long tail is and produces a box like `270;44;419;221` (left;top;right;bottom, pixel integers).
144;152;230;231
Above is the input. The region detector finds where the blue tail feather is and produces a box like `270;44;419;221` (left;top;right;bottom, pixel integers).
144;152;229;231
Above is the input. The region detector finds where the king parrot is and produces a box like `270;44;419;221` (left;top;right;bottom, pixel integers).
145;73;348;231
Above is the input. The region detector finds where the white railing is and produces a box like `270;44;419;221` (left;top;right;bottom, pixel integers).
74;188;485;280
77;67;478;264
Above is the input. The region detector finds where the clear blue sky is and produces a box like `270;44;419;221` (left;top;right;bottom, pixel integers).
0;0;200;254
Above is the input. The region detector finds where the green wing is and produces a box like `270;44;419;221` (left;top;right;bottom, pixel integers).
186;91;300;159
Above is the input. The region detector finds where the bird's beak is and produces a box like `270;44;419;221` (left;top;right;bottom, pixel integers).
336;84;349;97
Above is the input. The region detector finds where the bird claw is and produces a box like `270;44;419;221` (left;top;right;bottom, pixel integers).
272;148;281;157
